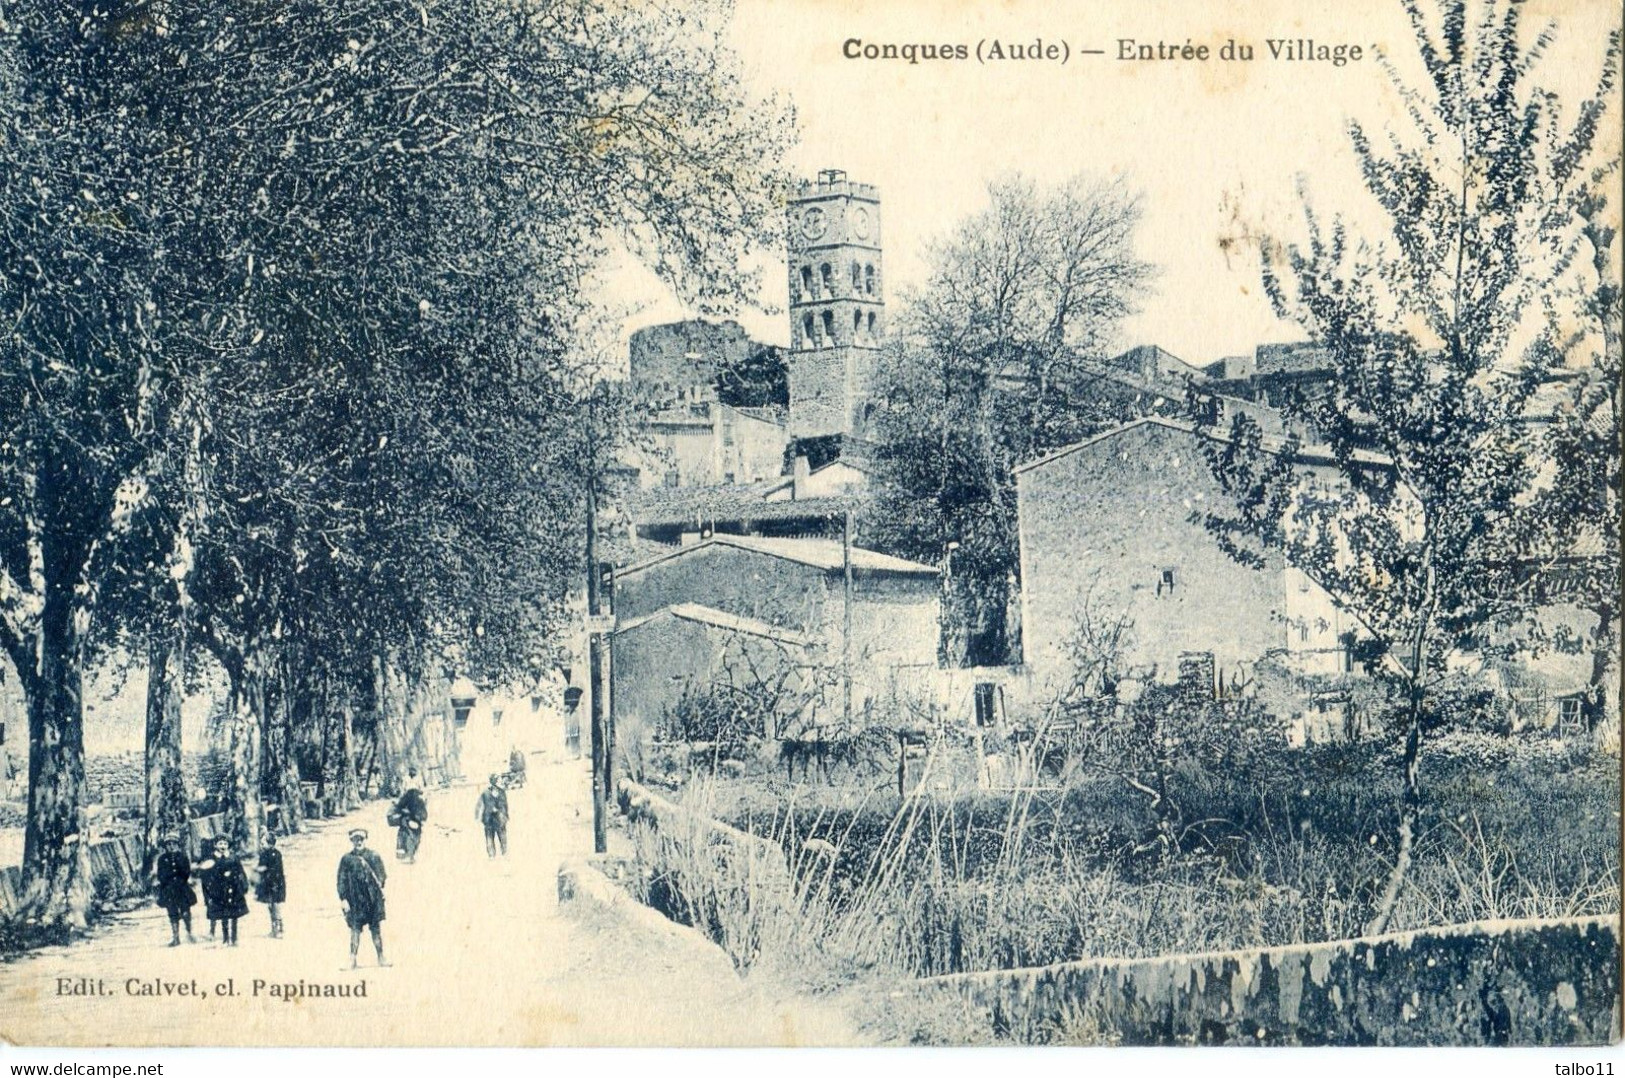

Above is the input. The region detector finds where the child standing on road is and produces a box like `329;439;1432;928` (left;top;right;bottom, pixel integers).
256;833;286;938
154;833;197;947
198;837;250;946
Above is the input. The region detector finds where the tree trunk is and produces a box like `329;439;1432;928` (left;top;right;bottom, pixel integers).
373;652;414;797
262;662;305;835
222;655;265;855
21;583;91;926
1581;601;1616;733
1365;690;1423;935
337;697;361;809
142;627;189;879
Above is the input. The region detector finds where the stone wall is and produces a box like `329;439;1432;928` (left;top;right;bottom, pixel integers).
0;834;147;922
618;780;785;866
628;319;752;394
0;811;238;921
1016;419;1289;692
913;915;1620;1045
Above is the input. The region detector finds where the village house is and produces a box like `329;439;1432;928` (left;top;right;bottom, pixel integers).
621;453;867;552
1012;411;1611;741
609;534;940;733
629;386;788;490
610;603;823;741
1014;416;1364;702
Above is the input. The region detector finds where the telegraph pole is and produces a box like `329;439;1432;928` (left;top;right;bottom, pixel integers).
843;505;853;729
585;387;609;854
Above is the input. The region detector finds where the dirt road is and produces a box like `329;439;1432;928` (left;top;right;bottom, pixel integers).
0;745;855;1047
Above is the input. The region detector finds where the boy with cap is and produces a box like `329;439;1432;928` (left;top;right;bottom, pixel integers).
336;827;388;968
154;832;197;946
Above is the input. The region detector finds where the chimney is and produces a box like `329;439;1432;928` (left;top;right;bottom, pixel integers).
791;455;811;501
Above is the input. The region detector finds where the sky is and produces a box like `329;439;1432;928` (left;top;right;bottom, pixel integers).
613;0;1623;370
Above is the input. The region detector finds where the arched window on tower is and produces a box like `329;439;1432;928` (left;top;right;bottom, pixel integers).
820;263;833;297
851;261;861;293
802;313;815;347
866;311;877;337
821;309;835;342
800;265;813;300
864;264;875;295
853;310;862;338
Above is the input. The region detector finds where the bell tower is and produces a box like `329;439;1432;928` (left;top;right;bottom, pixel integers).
786;169;883;439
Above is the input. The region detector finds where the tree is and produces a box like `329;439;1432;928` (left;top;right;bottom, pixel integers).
1528;182;1622;732
863;175;1154;665
1193;0;1621;934
0;0;794;922
0;2;181;926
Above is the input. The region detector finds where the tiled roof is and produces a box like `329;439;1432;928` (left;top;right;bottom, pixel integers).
624;482;852;527
614;602;820;648
1013;416;1393;477
617;534;940;579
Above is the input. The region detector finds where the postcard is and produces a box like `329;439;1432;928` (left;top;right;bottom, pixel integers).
0;0;1619;1052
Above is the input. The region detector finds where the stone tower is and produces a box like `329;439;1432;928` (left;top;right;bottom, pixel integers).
786;169;883;439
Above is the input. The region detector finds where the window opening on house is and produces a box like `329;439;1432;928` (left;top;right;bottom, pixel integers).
973;682;998;727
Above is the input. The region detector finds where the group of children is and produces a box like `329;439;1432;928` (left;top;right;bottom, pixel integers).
153;831;285;946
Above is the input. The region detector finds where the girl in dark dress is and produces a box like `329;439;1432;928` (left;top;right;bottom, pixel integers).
256;833;287;938
198;837;250;946
153;834;197;947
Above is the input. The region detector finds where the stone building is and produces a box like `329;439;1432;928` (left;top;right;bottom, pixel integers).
630;386;788;489
610;603;823;740
786;169;884;440
627;319;756;397
1014;416;1362;698
614;534;939;670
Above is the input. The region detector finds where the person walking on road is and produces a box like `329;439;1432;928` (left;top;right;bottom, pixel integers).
198;837;250;946
154;833;197;947
337;827;389;969
390;769;429;863
255;832;286;938
476;774;509;858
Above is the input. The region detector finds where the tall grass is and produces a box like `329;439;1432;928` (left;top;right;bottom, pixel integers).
623;732;1620;995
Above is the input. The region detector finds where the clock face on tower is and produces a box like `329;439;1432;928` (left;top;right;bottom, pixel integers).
850;206;871;240
800;207;827;241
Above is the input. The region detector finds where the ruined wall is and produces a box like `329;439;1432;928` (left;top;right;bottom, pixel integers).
914;916;1620;1045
